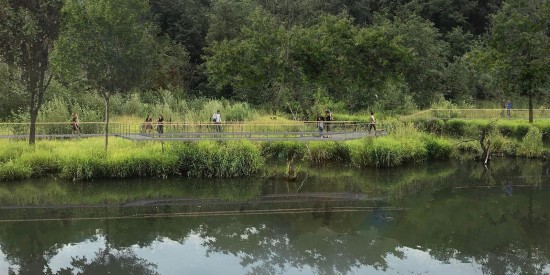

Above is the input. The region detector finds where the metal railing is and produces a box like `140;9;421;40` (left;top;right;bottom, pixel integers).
404;109;550;120
0;121;377;141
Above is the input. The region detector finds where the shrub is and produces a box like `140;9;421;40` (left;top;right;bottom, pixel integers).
0;160;32;181
518;127;543;158
307;141;351;163
176;140;263;177
422;136;452;159
260;141;307;160
444;119;467;136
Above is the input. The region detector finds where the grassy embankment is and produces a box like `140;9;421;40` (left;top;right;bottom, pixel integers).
411;117;550;157
1;112;548;182
0;122;454;181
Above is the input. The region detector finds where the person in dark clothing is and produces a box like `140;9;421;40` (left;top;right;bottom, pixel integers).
325;109;333;138
157;115;164;134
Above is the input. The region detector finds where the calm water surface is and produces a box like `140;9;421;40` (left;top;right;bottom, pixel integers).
0;159;549;274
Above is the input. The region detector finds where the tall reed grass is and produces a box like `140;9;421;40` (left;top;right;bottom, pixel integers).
174;140;263;178
413;118;550;144
348;124;453;167
0;138;264;181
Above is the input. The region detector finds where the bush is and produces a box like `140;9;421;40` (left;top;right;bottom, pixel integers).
422;136;452;159
444;119;467;136
260;141;307;160
518;127;543;158
308;141;351;163
176;141;263;177
0;160;32;181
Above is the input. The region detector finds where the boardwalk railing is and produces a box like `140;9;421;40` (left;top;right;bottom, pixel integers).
404;109;550;120
0;121;379;141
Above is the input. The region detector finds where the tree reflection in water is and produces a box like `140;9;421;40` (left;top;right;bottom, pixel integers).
0;159;548;274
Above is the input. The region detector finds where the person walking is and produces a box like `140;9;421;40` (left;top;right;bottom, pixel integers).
157;115;164;134
214;110;222;132
317;115;324;138
72;113;81;135
325;109;333;138
506;100;512;117
369;111;376;134
144;114;153;134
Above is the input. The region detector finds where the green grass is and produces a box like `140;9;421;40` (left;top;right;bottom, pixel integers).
1;117;548;182
0;138;264;181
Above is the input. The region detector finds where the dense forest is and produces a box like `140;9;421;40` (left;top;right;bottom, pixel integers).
0;0;549;124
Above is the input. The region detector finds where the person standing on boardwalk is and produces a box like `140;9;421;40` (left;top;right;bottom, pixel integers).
157;115;164;134
506;100;512;117
369;111;376;134
214;110;222;132
317;115;324;137
72;113;81;134
144;114;153;134
325;109;333;138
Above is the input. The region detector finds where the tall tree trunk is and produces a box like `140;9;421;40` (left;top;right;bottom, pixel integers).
29;109;38;145
104;93;110;152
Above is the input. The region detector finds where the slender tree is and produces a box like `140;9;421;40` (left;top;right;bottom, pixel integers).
487;0;550;123
0;0;63;144
51;0;156;151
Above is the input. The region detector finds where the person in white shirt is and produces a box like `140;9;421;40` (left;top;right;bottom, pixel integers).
214;110;221;132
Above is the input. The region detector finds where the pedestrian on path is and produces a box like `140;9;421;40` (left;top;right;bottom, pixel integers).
369;112;376;134
213;110;222;132
157;115;164;134
317;115;324;138
72;113;81;134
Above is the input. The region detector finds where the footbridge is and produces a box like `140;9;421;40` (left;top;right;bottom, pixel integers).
0;121;386;142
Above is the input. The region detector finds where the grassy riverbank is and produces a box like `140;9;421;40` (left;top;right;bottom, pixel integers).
0;138;263;181
0;127;446;181
0;119;548;182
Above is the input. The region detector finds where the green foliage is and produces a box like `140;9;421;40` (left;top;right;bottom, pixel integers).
422;136;453;159
486;0;550;122
308;142;351;163
349;124;452;167
445;120;468;136
52;0;157;93
0;160;32;181
0;62;26;120
260;141;307;160
175;140;263;177
224;102;258;122
518;127;543;158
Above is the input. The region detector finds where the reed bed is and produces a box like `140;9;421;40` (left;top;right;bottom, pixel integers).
0;138;263;181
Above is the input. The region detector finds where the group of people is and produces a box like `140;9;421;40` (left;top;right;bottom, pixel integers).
317;109;333;138
74;109;381;138
501;99;513;117
144;115;165;134
317;109;376;138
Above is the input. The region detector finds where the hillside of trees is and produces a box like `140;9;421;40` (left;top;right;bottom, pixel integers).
1;0;549;124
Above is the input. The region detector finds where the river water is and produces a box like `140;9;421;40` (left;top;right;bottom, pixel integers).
0;159;549;274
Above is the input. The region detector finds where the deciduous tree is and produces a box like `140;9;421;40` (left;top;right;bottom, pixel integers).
487;0;550;122
52;0;156;151
0;0;63;144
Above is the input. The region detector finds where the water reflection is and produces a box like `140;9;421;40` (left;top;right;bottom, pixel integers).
0;159;549;274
